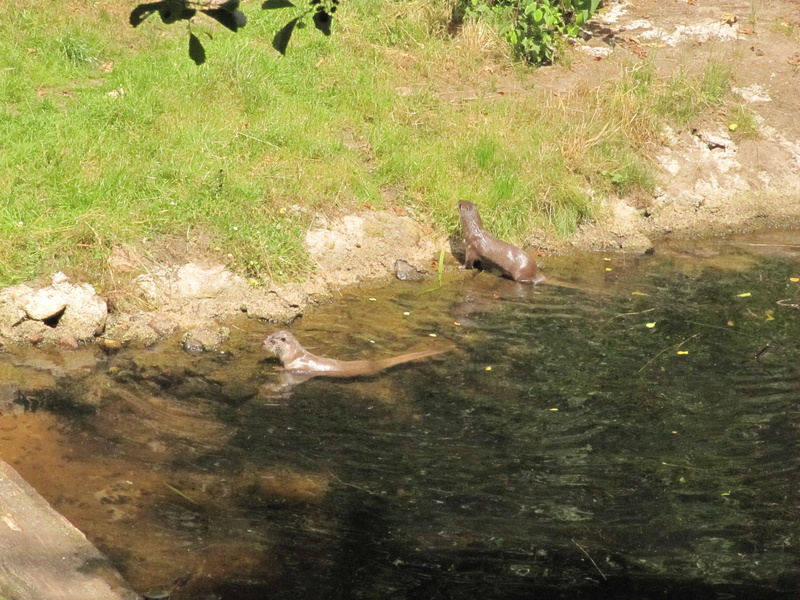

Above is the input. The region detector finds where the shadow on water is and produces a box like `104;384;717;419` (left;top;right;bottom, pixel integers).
1;230;799;599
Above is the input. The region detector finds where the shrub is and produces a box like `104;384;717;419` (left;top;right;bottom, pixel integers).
461;0;601;64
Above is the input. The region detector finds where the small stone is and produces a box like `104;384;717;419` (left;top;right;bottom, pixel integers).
119;322;161;347
51;272;69;285
99;338;123;352
149;315;179;337
57;335;79;350
394;259;426;282
182;327;230;352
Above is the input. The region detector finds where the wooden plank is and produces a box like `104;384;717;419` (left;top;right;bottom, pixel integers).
0;460;139;600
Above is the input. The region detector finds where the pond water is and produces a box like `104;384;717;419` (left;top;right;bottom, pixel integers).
1;231;799;600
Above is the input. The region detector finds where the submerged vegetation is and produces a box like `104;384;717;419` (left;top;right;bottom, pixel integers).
0;0;750;287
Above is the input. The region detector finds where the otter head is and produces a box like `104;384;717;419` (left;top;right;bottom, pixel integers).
263;330;300;362
457;200;483;229
457;200;476;214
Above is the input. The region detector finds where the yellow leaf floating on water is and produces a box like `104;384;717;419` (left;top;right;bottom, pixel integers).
677;350;690;355
645;322;656;328
736;292;752;298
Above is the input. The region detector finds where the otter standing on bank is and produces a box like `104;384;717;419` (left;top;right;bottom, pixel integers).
263;330;445;377
458;200;545;284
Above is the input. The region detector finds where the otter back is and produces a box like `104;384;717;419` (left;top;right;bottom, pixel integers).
458;200;544;284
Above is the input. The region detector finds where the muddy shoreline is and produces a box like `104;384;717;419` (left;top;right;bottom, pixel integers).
1;202;798;352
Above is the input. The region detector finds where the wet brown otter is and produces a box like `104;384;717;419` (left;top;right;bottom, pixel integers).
263;330;445;377
458;200;545;284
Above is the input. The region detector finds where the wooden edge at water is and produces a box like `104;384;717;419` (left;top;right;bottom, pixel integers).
0;460;139;600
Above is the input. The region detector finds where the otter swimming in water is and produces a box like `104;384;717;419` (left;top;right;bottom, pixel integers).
458;200;545;284
263;330;445;377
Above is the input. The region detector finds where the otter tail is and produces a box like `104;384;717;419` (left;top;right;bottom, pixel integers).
373;348;447;372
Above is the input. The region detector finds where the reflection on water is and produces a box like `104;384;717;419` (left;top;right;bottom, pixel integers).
1;230;799;599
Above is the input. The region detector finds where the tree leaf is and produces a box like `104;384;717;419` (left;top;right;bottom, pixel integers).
262;0;295;9
272;17;298;55
189;31;206;65
312;10;332;36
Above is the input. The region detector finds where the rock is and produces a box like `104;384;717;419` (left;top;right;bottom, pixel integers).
394;259;427;282
242;281;327;324
49;273;108;339
243;293;303;324
182;327;230;352
10;321;49;344
22;289;67;322
304;210;440;286
57;335;79;350
134;263;249;307
0;273;109;344
0;285;33;329
173;263;248;300
99;338;123;353
118;322;161;347
148;315;179;337
134;274;160;305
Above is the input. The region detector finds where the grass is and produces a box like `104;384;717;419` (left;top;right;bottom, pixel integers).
0;0;745;288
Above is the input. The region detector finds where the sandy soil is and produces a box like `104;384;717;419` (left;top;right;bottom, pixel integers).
560;0;800;251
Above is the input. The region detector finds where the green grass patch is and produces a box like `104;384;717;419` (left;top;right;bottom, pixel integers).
0;0;740;288
725;104;761;139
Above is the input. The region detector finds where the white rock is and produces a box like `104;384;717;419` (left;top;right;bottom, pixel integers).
0;285;33;328
174;263;247;299
134;263;249;306
23;289;68;321
732;84;772;103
